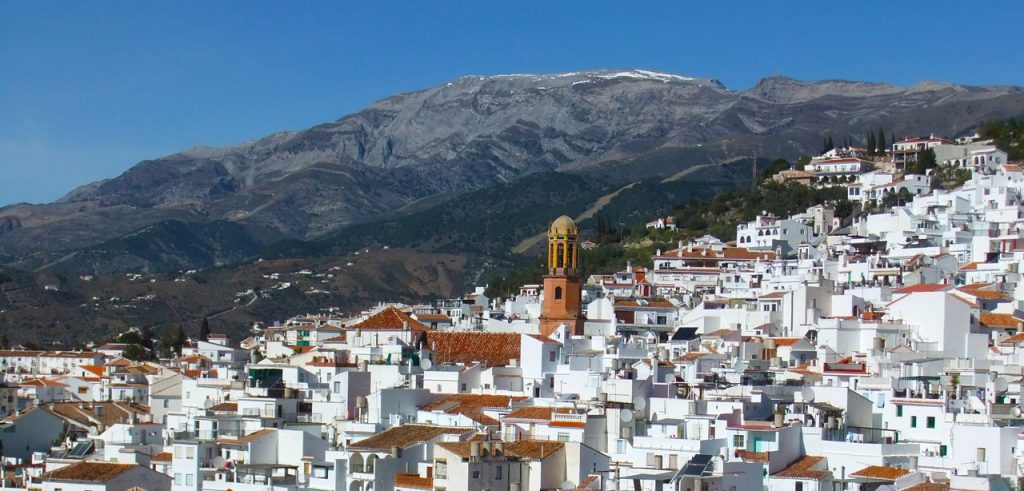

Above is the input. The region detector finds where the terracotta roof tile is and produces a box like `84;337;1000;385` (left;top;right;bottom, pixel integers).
348;424;471;451
893;284;951;294
437;440;564;460
422;394;526;415
772;455;831;480
980;312;1021;329
1000;332;1024;346
209;402;238;412
772;337;802;347
902;482;949;491
850;465;911;481
735;449;769;462
151;452;172;462
424;332;521;367
394;473;433;489
352;306;429;331
41;462;137;483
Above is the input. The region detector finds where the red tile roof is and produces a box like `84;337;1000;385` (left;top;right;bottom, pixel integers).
902;482;949;491
41;462;137;483
979;313;1022;329
772;456;831;480
735;449;769;462
348;424;471;451
893;284;951;293
424;332;521;367
1000;332;1024;346
436;440;564;460
151;452;172;462
352;306;429;331
394;473;433;489
849;465;911;481
772;337;803;347
613;298;676;310
422;394;526;414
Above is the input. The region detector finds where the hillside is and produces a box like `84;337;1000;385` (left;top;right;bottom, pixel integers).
2;70;1023;273
0;249;466;346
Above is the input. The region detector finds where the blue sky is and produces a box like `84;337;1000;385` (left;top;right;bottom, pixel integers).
2;1;1023;205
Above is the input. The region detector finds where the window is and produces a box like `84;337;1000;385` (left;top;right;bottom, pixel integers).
896;405;903;417
926;416;935;428
186;474;194;486
939;445;947;457
795;483;804;491
174;473;183;485
733;435;745;447
557;433;570;442
549;351;556;362
186;446;195;459
495;466;502;480
554;287;563;300
175;446;185;459
435;460;447;479
911;416;917;428
471;470;480;479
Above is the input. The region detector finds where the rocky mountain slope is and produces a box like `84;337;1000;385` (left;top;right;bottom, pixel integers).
2;70;1023;272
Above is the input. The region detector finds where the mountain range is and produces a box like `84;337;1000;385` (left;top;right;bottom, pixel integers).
2;69;1024;274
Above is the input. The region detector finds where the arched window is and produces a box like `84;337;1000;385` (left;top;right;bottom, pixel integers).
554;287;563;300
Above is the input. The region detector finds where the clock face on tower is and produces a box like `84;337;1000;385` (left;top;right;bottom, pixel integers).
541;215;584;336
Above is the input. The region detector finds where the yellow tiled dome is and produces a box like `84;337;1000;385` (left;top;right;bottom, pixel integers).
548;215;578;236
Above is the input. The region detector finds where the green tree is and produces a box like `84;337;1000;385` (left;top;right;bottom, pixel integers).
881;188;915;208
930;164;972;190
122;344;147;361
160;325;186;356
199;317;211;342
797;156;811;170
117;331;143;345
877;128;886;155
910;148;937;175
979;118;1024;160
866;132;876;156
761;158;791;181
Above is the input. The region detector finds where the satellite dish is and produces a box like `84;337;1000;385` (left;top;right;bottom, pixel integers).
620;409;634;422
1011;406;1022;418
210;456;226;469
632;397;647;411
420;359;433;370
801;387;816;403
561;481;577;490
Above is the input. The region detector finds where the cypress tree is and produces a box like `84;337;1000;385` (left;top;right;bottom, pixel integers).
878;128;886;155
826;136;834;151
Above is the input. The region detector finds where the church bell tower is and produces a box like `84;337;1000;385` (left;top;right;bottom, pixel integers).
539;215;584;337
